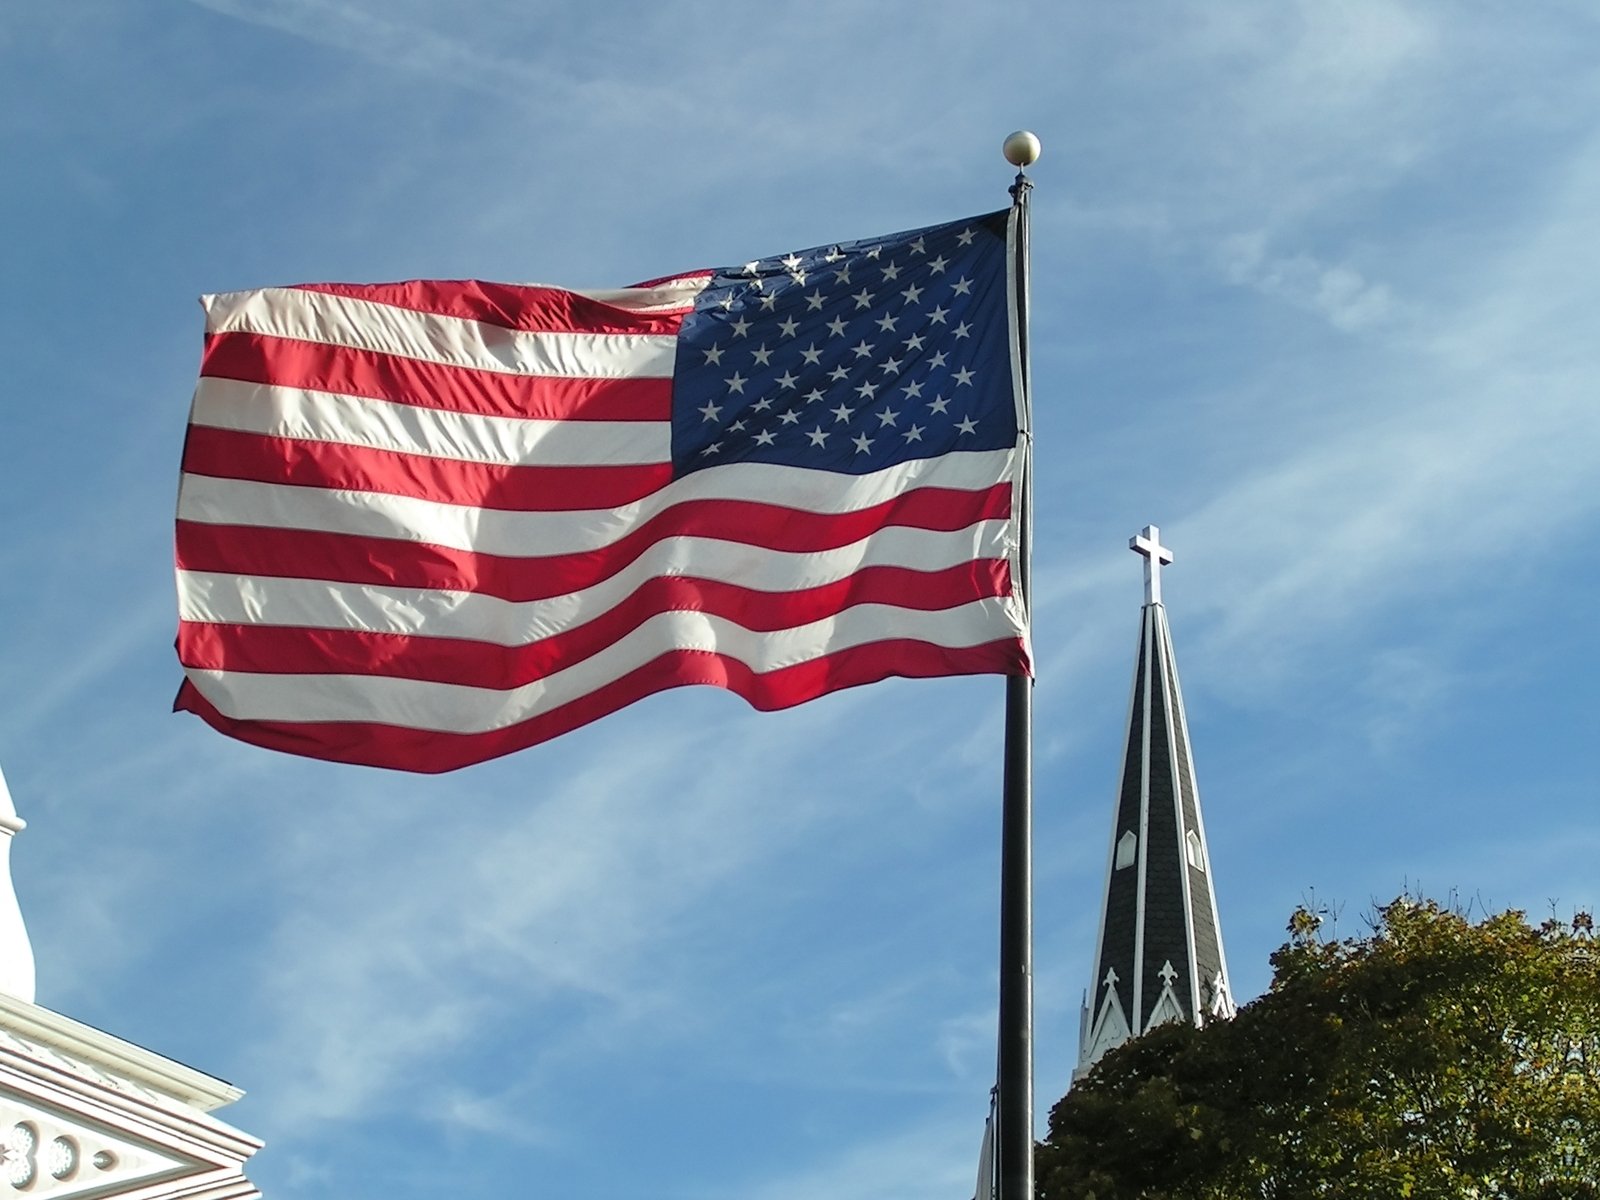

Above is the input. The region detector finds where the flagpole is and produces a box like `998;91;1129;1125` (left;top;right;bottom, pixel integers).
998;129;1040;1200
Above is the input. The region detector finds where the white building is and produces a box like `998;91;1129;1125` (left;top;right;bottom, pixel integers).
0;763;261;1198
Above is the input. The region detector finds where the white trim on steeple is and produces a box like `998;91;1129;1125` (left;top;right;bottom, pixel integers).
1131;607;1153;1032
1143;960;1186;1033
1078;968;1132;1077
1159;609;1237;1023
1208;970;1235;1020
1154;608;1207;1027
1076;608;1148;1078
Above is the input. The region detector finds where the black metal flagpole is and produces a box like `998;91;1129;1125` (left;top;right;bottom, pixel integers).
997;129;1039;1200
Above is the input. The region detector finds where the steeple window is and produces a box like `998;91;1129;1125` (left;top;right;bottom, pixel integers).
1114;830;1137;870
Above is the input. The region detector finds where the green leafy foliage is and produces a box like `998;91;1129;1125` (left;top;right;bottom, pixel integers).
1038;898;1600;1199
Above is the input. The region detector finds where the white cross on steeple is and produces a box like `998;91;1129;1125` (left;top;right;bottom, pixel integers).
1130;524;1174;605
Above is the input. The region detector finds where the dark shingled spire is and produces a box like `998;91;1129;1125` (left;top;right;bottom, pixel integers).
1076;526;1234;1080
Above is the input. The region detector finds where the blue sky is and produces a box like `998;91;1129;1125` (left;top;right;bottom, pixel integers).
3;2;1598;1196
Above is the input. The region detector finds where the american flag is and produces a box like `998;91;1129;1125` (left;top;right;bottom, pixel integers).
174;209;1031;773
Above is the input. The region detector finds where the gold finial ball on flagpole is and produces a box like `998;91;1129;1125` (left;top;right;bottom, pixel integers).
1003;130;1041;168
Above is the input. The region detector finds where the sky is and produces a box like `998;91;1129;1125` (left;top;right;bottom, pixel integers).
2;2;1599;1196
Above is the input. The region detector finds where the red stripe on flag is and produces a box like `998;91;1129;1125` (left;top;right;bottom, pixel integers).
202;332;672;421
181;426;673;512
174;636;1030;773
174;484;1013;601
177;560;1015;688
294;280;691;334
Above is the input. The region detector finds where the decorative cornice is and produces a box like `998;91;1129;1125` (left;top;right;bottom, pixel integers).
0;774;259;1197
0;995;242;1115
0;995;260;1198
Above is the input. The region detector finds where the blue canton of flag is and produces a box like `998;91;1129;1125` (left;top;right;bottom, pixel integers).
671;211;1016;476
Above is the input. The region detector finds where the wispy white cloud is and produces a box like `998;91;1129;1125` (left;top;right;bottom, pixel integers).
230;685;996;1133
434;1086;553;1146
1218;231;1396;331
1173;377;1599;697
0;593;169;745
177;0;986;171
1353;645;1461;756
934;1005;997;1080
182;0;551;95
1048;97;1600;718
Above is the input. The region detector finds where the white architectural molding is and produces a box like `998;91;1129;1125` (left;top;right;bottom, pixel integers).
1077;969;1132;1077
1143;961;1186;1033
1208;970;1236;1020
0;994;260;1199
0;767;34;1005
0;996;243;1115
0;763;259;1198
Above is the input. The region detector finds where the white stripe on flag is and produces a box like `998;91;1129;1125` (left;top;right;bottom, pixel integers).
190;378;670;467
202;288;680;379
177;518;1014;640
186;597;1019;733
568;279;710;313
177;449;1018;555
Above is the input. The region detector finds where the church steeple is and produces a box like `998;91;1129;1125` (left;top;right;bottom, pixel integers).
1076;526;1234;1080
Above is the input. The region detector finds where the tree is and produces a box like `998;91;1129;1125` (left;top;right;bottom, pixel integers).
1038;898;1600;1199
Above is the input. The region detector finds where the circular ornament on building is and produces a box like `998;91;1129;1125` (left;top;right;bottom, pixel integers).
4;1122;36;1189
47;1136;79;1181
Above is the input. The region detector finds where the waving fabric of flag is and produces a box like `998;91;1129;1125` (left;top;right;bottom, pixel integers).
174;209;1031;772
